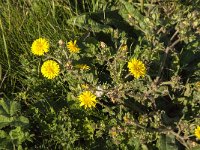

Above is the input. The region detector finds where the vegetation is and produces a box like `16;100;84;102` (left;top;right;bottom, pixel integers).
0;0;200;149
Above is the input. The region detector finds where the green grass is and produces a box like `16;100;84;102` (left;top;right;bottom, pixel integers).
0;0;72;92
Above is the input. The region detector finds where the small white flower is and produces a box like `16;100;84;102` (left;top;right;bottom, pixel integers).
95;86;104;97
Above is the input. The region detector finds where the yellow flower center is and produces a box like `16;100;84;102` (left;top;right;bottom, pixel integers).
78;91;97;109
128;58;146;79
41;60;60;79
31;38;49;56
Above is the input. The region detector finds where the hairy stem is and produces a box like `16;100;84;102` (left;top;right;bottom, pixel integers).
155;38;180;84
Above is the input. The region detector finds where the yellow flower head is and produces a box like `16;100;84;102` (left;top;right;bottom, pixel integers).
195;126;200;139
31;38;49;56
75;64;90;70
78;91;97;109
41;60;60;79
67;40;80;53
128;58;146;79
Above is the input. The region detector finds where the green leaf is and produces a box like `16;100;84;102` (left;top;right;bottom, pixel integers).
18;145;23;150
67;13;112;32
0;115;12;129
0;98;10;115
0;130;8;138
192;146;200;150
128;137;141;149
156;134;178;150
119;0;148;32
18;116;29;125
10;101;21;116
0;138;10;149
9;126;26;145
11;116;29;127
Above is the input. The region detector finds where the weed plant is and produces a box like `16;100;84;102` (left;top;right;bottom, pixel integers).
0;0;200;149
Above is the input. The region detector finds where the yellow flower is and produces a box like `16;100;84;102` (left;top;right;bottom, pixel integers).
195;126;200;139
78;91;97;109
75;64;90;70
31;38;49;56
128;58;146;79
41;60;60;79
67;40;80;53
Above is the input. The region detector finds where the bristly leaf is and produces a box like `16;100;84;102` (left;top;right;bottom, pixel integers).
0;115;12;129
157;134;179;150
0;98;10;115
10;101;21;116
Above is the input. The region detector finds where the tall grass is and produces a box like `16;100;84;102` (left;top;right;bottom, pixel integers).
0;0;71;93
